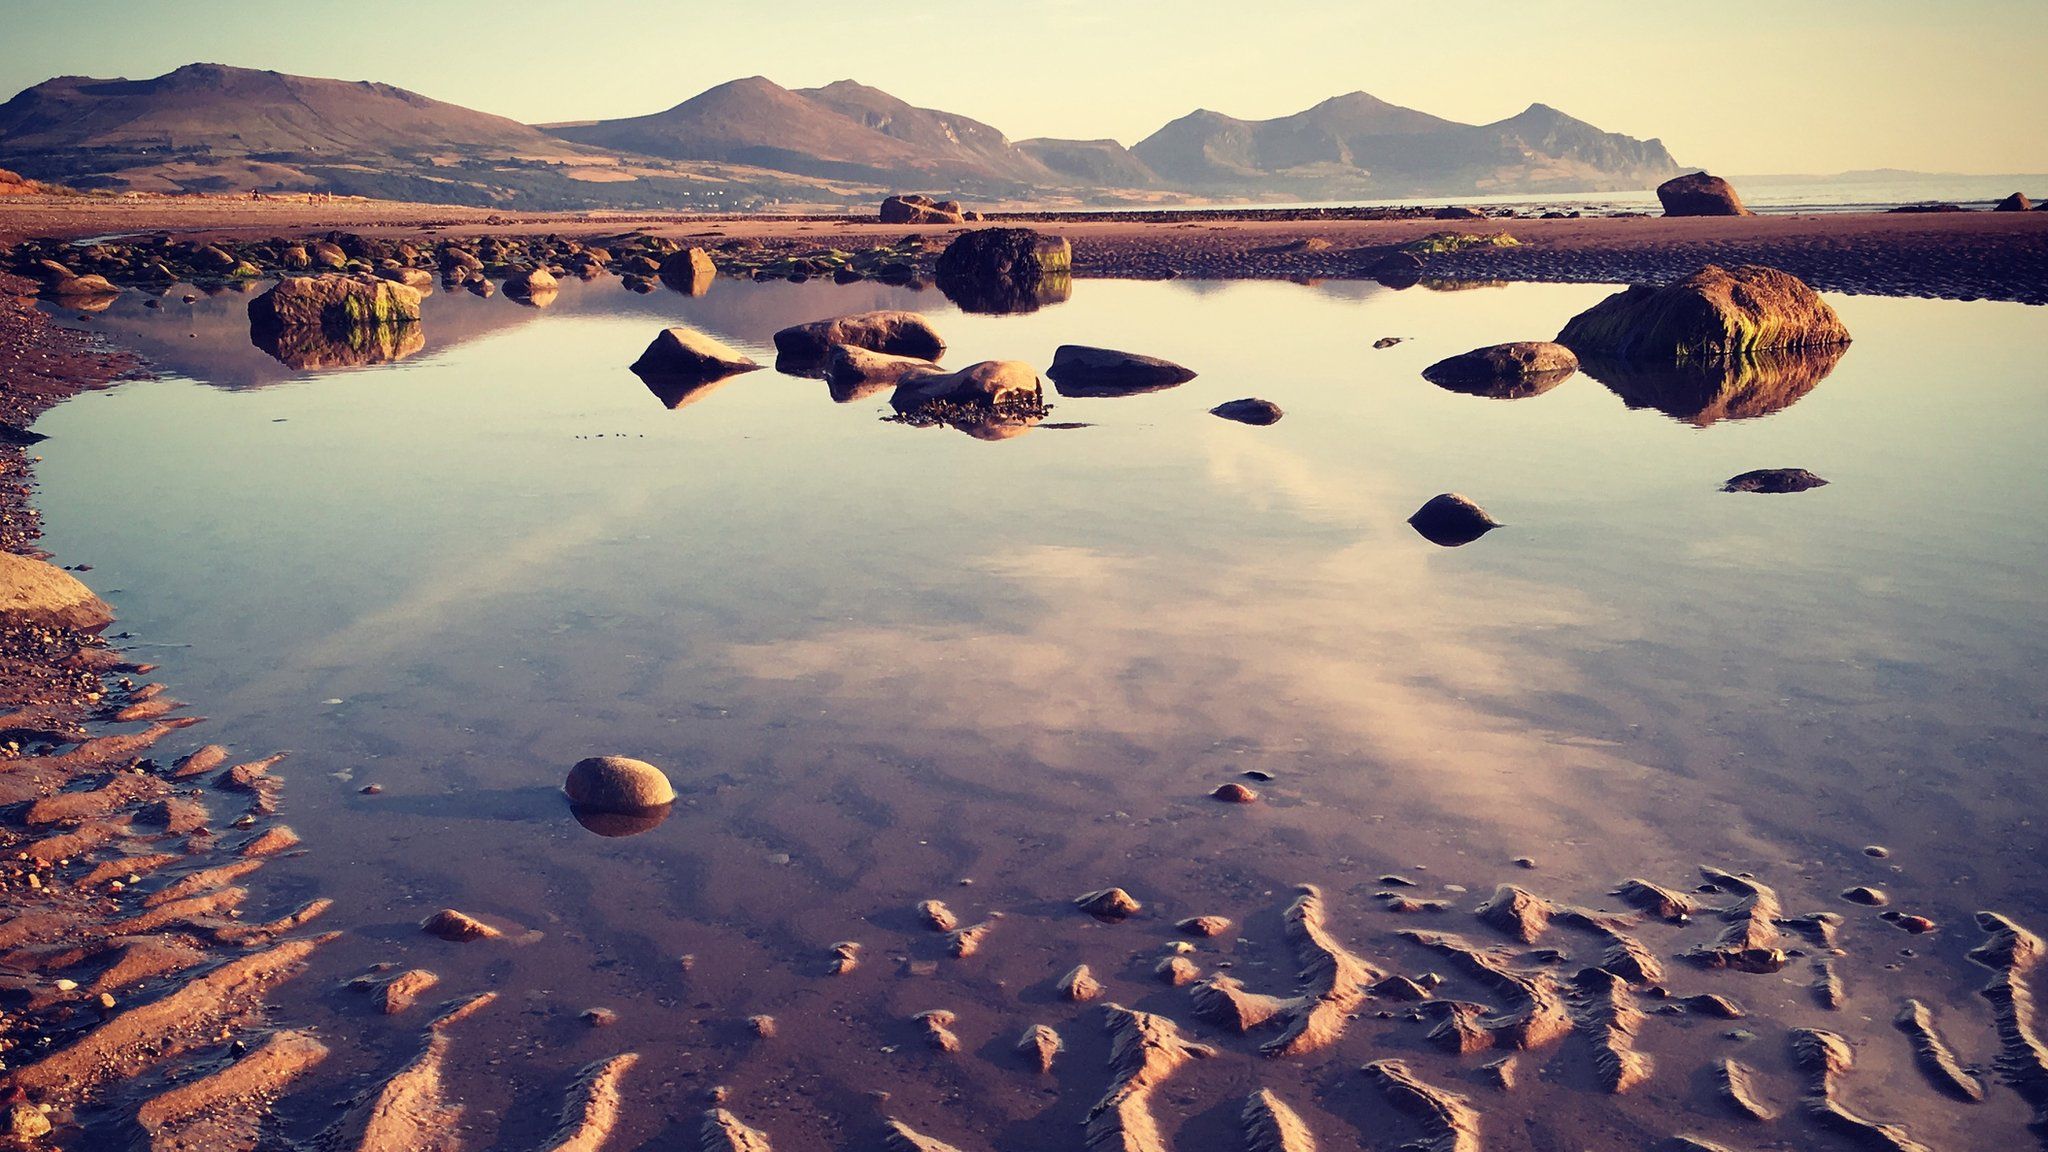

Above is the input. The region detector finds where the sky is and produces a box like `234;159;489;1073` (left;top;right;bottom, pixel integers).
2;0;2043;174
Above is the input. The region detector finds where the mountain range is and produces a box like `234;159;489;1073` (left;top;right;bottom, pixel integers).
0;64;1686;209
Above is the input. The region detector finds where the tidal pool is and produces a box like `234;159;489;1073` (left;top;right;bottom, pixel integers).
35;275;2048;1150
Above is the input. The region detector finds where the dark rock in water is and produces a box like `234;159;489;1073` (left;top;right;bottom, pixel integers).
1211;398;1283;425
564;755;676;813
1723;468;1829;494
891;360;1041;411
1371;251;1424;288
1373;337;1404;349
1889;202;1967;213
1657;172;1753;217
824;344;945;403
774;310;946;367
1558;264;1850;360
935;227;1072;314
1046;345;1196;397
658;248;717;295
630;327;760;387
1578;344;1843;426
1994;192;2034;212
1422;342;1578;398
1409;493;1500;547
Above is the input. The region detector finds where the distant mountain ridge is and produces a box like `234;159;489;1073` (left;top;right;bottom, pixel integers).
0;63;1686;207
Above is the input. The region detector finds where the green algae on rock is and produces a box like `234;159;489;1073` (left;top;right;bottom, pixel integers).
1557;264;1849;361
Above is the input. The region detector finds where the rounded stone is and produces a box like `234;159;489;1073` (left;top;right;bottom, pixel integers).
564;756;676;813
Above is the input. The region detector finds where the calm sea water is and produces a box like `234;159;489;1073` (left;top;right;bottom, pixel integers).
34;276;2048;1149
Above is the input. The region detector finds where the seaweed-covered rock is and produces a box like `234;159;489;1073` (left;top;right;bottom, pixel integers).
1657;172;1753;217
1422;342;1578;398
248;275;422;333
935;228;1072;314
1046;345;1196;397
774;311;946;364
0;553;114;631
1557;265;1849;360
890;361;1040;411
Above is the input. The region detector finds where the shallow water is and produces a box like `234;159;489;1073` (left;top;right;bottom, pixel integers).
36;276;2048;1149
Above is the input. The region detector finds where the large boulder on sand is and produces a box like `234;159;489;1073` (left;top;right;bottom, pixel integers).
248;275;422;332
1422;342;1578;398
1994;193;2034;212
935;228;1072;314
1657;172;1753;217
880;195;966;225
630;327;760;384
1046;345;1197;397
564;756;675;813
890;360;1041;411
1556;264;1849;361
774;311;946;364
0;552;114;631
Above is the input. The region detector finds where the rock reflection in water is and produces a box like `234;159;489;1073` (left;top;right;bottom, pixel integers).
632;368;744;411
251;322;425;370
570;803;672;838
936;271;1072;315
1579;345;1846;426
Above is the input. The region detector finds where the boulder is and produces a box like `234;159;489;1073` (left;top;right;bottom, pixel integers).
629;327;760;384
1994;192;2034;212
935;228;1073;314
891;360;1041;411
1422;342;1578;398
774;310;946;364
504;266;557;297
1211;398;1283;425
881;195;966;225
1556;264;1849;360
564;756;676;813
1371;250;1424;288
247;275;422;332
1408;493;1500;547
1433;205;1486;220
377;267;435;292
46;274;119;298
1656;172;1753;217
1723;468;1829;494
309;242;349;271
0;552;114;631
824;343;947;403
658;248;718;294
1046;345;1197;397
438;247;483;275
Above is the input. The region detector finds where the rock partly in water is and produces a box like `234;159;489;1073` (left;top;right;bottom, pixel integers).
1657;172;1753;217
1557;264;1850;361
505;266;558;298
629;327;761;389
1075;888;1142;920
1423;342;1579;398
248;275;421;334
1046;345;1197;397
658;248;718;294
890;361;1041;412
564;756;676;813
823;344;948;403
1211;398;1283;425
47;273;121;298
935;228;1073;314
1408;493;1500;547
0;552;115;631
1723;468;1829;494
774;311;946;367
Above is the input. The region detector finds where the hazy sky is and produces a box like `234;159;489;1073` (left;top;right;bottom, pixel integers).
3;0;2042;173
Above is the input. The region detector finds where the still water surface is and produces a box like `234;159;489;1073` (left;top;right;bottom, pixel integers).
35;276;2048;1149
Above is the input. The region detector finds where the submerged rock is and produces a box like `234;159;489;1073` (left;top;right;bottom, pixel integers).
1046;345;1196;397
1657;172;1753;217
0;552;114;631
1557;264;1850;360
1723;468;1829;494
1211;398;1283;425
1408;493;1500;548
1423;342;1579;398
563;756;676;813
